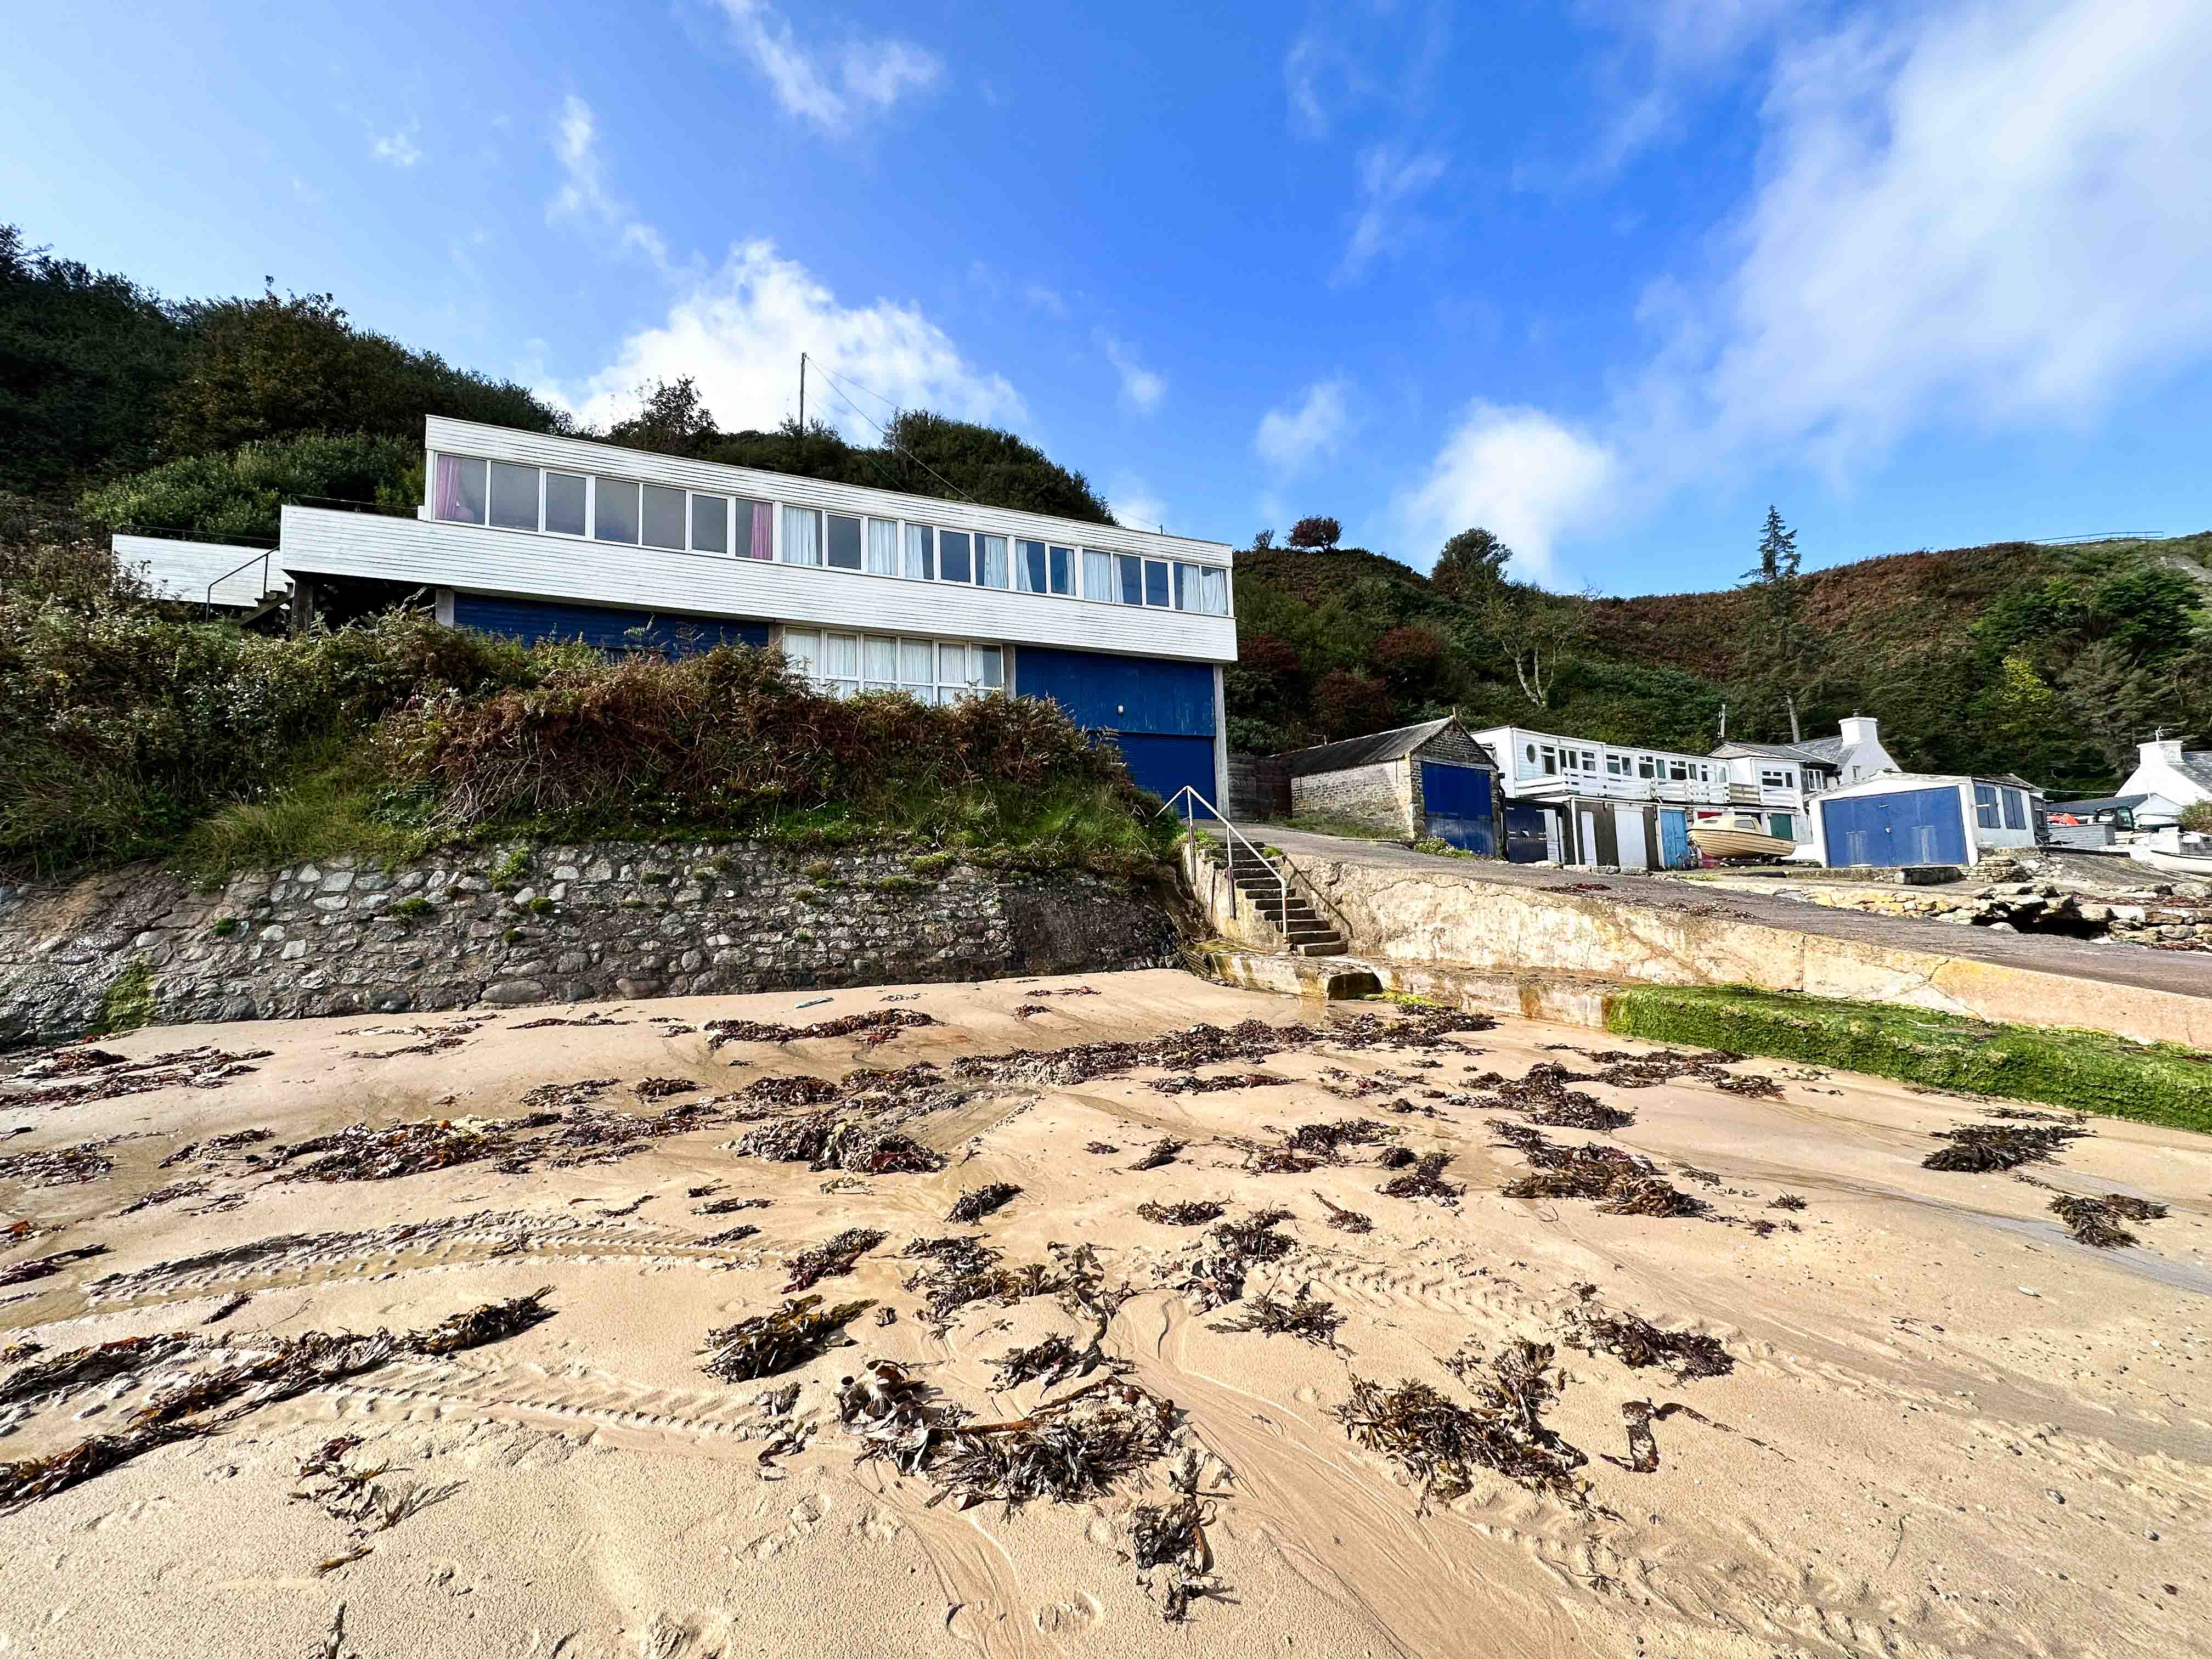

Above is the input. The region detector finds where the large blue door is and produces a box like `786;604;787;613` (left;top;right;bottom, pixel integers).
1420;763;1495;854
1109;733;1218;808
1504;805;1553;863
453;595;768;657
1013;646;1220;806
1821;788;1966;866
1656;809;1695;868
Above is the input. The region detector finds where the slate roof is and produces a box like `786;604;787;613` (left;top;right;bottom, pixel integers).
1711;738;1842;770
2047;792;2149;815
2177;751;2212;792
1276;718;1489;778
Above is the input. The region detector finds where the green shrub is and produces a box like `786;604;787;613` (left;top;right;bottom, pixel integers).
93;961;155;1034
80;432;419;544
2180;802;2212;834
208;916;239;937
390;895;435;918
527;895;554;915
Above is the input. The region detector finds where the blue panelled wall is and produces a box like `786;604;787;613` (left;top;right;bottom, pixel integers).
453;594;769;657
1014;646;1219;805
1419;762;1495;854
1820;787;1967;867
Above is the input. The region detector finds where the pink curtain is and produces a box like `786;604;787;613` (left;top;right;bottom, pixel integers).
433;455;467;521
748;500;772;559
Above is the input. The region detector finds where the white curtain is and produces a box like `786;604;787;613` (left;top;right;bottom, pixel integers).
1201;566;1229;616
902;523;933;579
1082;549;1113;600
978;534;1009;589
866;520;898;575
780;505;820;565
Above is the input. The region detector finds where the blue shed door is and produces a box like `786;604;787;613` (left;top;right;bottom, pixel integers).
1420;763;1494;854
1822;788;1966;867
1104;732;1217;807
1504;805;1553;863
1656;809;1695;869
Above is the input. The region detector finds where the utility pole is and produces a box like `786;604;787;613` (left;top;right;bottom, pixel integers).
1718;701;1728;741
798;352;806;431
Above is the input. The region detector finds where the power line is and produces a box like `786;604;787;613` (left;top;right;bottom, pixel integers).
808;359;981;507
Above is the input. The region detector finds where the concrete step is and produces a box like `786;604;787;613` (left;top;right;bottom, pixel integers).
1294;939;1348;957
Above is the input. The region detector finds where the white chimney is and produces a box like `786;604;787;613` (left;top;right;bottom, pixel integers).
1838;714;1879;747
2141;736;2185;766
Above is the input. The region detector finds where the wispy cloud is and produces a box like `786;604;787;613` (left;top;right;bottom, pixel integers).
1255;379;1351;473
546;94;670;271
369;120;422;168
715;0;940;130
551;239;1023;438
1336;145;1446;283
1099;332;1165;413
1109;473;1171;533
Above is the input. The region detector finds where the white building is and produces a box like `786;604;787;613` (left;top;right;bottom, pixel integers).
114;416;1240;806
2111;736;2212;826
1810;772;2044;868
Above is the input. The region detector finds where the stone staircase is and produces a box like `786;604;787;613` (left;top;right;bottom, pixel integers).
1196;839;1347;957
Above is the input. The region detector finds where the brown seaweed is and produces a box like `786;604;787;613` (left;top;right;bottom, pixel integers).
0;1244;109;1286
1336;1341;1587;1506
783;1227;888;1293
1;1331;194;1407
1149;1072;1288;1096
1209;1291;1342;1347
0;1142;118;1187
989;1333;1102;1391
1135;1199;1226;1226
2049;1192;2168;1248
1377;1152;1463;1204
1313;1192;1373;1233
928;1378;1178;1511
701;1295;872;1381
705;1008;941;1050
1176;1210;1295;1310
947;1182;1022;1223
1561;1297;1734;1382
1923;1120;2089;1172
631;1076;700;1101
1129;1136;1184;1171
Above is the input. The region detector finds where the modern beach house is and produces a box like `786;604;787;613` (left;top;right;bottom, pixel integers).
114;416;1240;807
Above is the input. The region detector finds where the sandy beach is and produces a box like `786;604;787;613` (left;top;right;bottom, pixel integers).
2;967;2208;1658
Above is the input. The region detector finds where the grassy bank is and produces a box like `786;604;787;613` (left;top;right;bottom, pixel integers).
1605;984;2212;1133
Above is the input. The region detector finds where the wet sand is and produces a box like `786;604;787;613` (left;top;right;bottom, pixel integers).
2;968;2208;1658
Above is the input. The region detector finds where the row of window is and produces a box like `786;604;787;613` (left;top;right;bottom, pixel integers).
430;454;1233;617
780;630;1006;706
1520;741;1720;785
1974;783;2030;831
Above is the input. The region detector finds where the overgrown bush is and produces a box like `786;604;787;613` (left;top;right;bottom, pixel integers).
80;431;419;543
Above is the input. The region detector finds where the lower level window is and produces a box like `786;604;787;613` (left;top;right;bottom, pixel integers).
781;630;1005;704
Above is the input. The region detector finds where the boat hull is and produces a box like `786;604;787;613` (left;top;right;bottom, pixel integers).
1689;827;1798;861
2128;845;2212;878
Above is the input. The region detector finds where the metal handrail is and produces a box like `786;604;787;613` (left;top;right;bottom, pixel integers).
205;548;272;617
1154;786;1289;931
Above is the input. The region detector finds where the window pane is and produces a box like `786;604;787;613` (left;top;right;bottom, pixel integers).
741;498;772;560
595;477;639;543
902;523;934;580
865;519;898;575
938;642;966;684
1175;562;1200;610
435;455;487;523
1017;539;1047;592
488;462;538;531
642;483;686;549
939;529;972;583
823;633;859;678
1143;558;1170;607
864;636;898;682
545;472;588;535
1082;548;1113;599
782;629;820;674
780;505;820;565
1118;553;1143;604
691;493;728;554
1201;566;1229;616
978;534;1009;588
972;645;1004;687
899;640;932;684
826;512;864;569
1048;545;1072;594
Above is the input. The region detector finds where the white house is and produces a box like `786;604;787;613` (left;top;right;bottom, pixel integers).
1810;772;2045;868
114;416;1240;808
2111;736;2212;826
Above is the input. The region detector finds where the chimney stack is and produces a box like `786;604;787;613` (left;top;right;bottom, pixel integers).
1838;714;1879;747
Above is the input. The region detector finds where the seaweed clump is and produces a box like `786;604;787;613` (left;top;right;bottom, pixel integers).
783;1227;888;1293
0;1244;109;1286
989;1333;1102;1391
705;1008;941;1050
901;1237;1053;1330
1135;1199;1224;1227
274;1118;517;1183
1313;1193;1373;1233
1378;1152;1463;1204
1129;1137;1184;1171
929;1379;1178;1511
2050;1192;2168;1248
1923;1120;2089;1172
1150;1072;1286;1096
1176;1210;1295;1311
1210;1291;1342;1347
1560;1296;1733;1382
0;1142;118;1187
946;1183;1022;1223
1493;1123;1706;1217
701;1296;873;1381
1336;1341;1587;1507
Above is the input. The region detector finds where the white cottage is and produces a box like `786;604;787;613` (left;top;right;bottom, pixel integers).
2111;737;2212;826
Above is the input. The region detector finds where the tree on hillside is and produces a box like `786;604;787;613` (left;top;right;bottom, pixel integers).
0;225;189;496
1476;582;1585;709
2062;638;2166;776
1313;668;1395;739
1738;506;1822;741
879;410;1113;522
1286;515;1341;550
608;375;719;457
162;286;565;456
1373;623;1447;699
1249;528;1274;550
1431;526;1512;596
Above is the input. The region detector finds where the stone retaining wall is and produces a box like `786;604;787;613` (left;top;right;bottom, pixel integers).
0;842;1183;1045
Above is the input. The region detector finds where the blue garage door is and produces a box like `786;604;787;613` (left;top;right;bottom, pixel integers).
1822;788;1966;867
1110;733;1218;806
1504;805;1554;863
1656;808;1696;869
1014;646;1218;806
454;595;768;658
1420;763;1494;854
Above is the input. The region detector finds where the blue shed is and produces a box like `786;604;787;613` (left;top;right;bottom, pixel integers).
1812;772;2045;868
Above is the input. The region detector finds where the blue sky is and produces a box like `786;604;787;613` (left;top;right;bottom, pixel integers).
5;1;2209;594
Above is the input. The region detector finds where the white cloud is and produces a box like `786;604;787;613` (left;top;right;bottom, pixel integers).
1336;145;1446;283
1099;333;1165;413
1025;284;1067;317
546;94;669;270
1108;474;1171;533
551;240;1024;438
1255;379;1351;473
1398;404;1616;585
715;1;939;129
370;121;422;168
1284;33;1331;138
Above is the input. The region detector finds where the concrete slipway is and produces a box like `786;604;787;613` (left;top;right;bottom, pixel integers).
1194;827;2212;1048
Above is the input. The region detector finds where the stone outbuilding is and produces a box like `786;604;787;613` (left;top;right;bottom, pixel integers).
1277;718;1502;852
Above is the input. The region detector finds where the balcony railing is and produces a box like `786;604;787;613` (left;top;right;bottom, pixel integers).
1505;775;1802;808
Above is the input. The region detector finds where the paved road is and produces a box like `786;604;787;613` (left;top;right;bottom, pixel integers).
1250;824;2212;1004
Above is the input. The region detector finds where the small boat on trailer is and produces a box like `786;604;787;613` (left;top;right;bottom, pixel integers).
2128;826;2212;879
1688;811;1797;862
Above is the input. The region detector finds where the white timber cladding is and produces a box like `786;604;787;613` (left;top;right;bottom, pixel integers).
279;506;1239;663
113;534;283;608
421;417;1233;580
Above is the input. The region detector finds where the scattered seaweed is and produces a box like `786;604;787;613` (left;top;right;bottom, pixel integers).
696;1195;768;1215
1177;1210;1296;1311
1609;1398;1717;1473
947;1182;1022;1223
1278;1118;1397;1160
1084;1142;1120;1155
1378;1152;1462;1204
518;1077;619;1111
1337;1341;1587;1506
1470;1062;1636;1131
1210;1291;1342;1347
3;1045;270;1109
0;1244;109;1286
0;1141;118;1187
952;1019;1317;1090
1313;1192;1373;1233
1493;1124;1706;1216
1130;1137;1184;1171
928;1378;1178;1512
742;1074;842;1109
697;1224;761;1246
511;1012;631;1029
203;1292;252;1325
1150;1072;1288;1096
2050;1192;2169;1248
1923;1120;2089;1172
783;1227;888;1294
816;1122;945;1175
1136;1199;1225;1226
274;1118;516;1183
1768;1193;1808;1211
705;1009;941;1050
989;1333;1103;1391
901;1237;1054;1330
631;1076;699;1101
0;1331;193;1407
1325;1008;1498;1051
701;1296;873;1381
1560;1297;1734;1382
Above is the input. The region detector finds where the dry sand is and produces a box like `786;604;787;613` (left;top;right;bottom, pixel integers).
1;968;2208;1658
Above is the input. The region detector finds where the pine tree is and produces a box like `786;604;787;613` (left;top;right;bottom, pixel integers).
1739;506;1817;741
